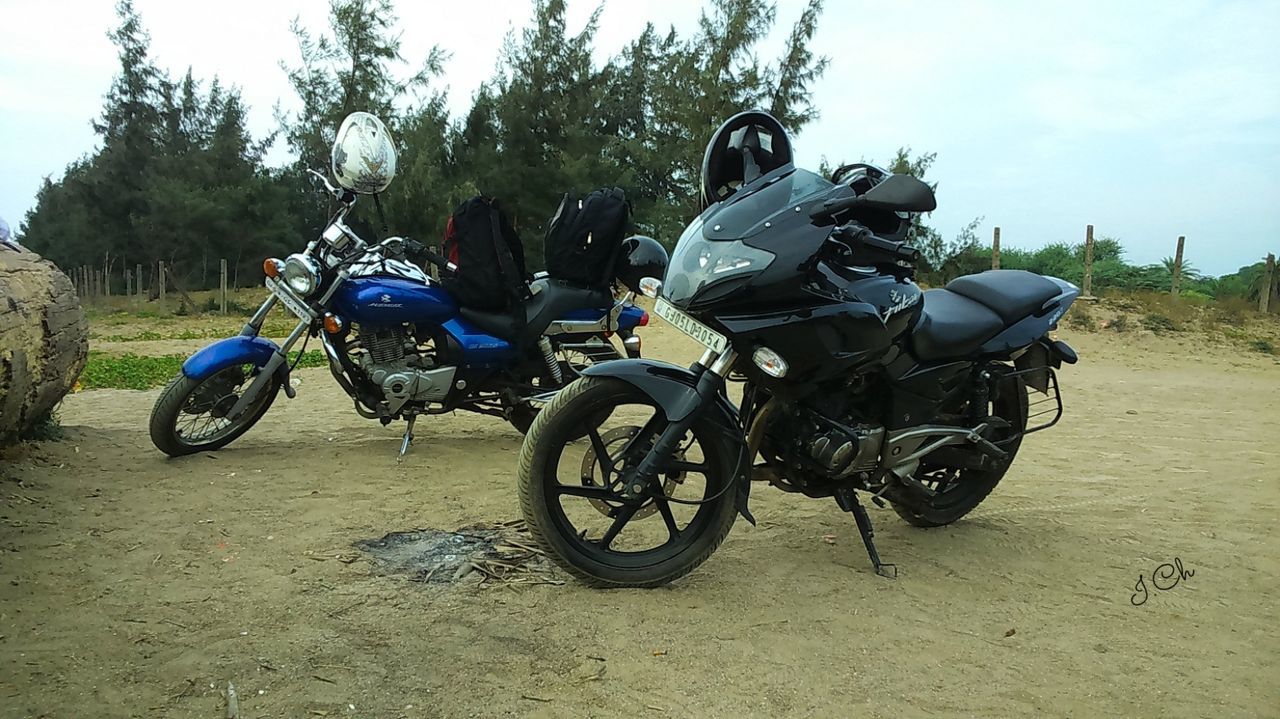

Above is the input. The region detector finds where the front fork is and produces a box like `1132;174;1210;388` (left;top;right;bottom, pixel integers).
619;349;737;496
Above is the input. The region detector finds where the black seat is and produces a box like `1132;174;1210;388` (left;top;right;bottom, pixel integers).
459;280;611;346
945;270;1062;324
911;289;1005;361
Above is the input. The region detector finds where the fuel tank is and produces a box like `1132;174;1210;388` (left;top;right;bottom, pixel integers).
331;277;459;327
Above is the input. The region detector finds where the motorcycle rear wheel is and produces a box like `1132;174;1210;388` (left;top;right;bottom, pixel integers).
517;377;739;588
506;335;621;434
891;375;1029;527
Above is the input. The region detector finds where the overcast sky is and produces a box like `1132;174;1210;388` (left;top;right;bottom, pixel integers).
2;0;1277;275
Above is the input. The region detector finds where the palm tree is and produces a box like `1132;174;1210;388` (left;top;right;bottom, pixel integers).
1161;256;1201;282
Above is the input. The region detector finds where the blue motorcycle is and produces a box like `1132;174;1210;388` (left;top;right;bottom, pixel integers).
148;168;660;459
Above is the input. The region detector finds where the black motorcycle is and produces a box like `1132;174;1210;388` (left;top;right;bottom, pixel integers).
516;111;1079;587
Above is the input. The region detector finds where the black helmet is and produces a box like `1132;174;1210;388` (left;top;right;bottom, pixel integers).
613;235;669;294
700;110;795;210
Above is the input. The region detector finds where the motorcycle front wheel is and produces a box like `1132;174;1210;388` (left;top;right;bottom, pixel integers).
149;365;280;457
517;376;739;588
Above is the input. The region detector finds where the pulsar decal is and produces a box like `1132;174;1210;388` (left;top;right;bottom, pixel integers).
884;289;920;318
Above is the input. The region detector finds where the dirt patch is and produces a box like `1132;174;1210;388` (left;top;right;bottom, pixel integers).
1;320;1277;718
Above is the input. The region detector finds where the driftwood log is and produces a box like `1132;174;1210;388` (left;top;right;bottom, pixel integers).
0;245;88;441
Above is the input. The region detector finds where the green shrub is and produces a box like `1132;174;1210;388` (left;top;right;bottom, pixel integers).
1250;339;1276;355
1179;289;1214;305
79;350;327;390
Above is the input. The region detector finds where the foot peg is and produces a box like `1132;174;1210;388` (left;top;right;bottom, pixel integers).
835;487;897;578
397;415;417;462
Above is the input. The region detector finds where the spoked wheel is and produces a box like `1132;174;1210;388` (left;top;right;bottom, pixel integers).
505;334;621;435
891;375;1029;527
517;377;739;588
149;365;280;457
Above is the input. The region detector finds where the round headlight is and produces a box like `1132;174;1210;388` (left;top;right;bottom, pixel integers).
283;254;321;297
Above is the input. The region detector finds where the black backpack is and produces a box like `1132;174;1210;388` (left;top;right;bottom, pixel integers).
441;196;529;312
544;187;632;289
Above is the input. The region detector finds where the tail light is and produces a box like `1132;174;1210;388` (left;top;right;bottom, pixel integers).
638;311;650;327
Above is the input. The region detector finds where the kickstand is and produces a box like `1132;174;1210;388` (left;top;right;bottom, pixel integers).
397;415;417;463
835;487;897;578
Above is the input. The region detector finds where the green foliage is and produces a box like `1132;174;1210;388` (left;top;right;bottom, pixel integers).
21;0;297;292
1250;338;1276;355
80;350;327;390
14;0;1267;305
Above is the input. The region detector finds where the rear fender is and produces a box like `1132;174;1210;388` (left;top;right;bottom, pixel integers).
579;358;754;523
182;336;281;381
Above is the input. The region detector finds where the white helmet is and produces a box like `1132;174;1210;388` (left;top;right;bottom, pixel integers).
331;112;397;194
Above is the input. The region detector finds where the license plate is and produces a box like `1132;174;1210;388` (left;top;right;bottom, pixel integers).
265;277;315;320
654;298;728;353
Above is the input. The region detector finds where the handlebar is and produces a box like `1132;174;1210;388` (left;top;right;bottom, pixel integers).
402;239;456;274
831;224;920;265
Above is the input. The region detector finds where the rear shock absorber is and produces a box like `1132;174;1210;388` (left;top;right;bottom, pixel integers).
537;336;564;385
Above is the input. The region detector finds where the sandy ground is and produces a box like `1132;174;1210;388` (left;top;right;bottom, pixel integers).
2;320;1278;718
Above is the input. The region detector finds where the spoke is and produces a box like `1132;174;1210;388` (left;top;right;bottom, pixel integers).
653;495;681;542
597;504;638;549
586;428;615;476
554;484;620;501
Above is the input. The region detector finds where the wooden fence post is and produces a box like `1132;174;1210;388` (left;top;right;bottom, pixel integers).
220;258;228;314
1170;235;1185;297
103;259;111;298
1262;253;1276;314
158;261;166;302
992;227;1001;270
1082;225;1095;297
125;269;132;297
136;262;144;300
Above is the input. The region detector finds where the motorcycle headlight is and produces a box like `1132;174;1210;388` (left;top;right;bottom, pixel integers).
283;254;321;297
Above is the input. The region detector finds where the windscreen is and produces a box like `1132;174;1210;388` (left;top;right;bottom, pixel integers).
701;168;838;241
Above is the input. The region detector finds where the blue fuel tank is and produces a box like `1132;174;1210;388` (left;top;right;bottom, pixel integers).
331;277;459;327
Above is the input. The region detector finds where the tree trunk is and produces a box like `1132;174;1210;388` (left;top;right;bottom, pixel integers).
0;245;88;442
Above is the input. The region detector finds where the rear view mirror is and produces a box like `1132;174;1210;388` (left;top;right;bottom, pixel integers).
860;174;937;213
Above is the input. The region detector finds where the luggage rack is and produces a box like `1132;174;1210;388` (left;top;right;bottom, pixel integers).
1001;366;1063;435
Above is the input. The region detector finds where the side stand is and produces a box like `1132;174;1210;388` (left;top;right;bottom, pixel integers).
398;415;417;463
835;487;897;578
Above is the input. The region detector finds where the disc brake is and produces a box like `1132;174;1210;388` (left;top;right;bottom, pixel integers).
579;425;684;519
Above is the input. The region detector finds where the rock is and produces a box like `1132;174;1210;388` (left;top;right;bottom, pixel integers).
0;246;88;442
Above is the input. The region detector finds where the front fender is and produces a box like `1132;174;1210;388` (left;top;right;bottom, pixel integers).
580;358;737;424
579;358;754;523
182;336;280;381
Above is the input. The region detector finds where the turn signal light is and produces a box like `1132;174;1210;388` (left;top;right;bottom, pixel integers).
263;258;283;278
752;347;788;378
638;277;662;298
323;313;345;334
